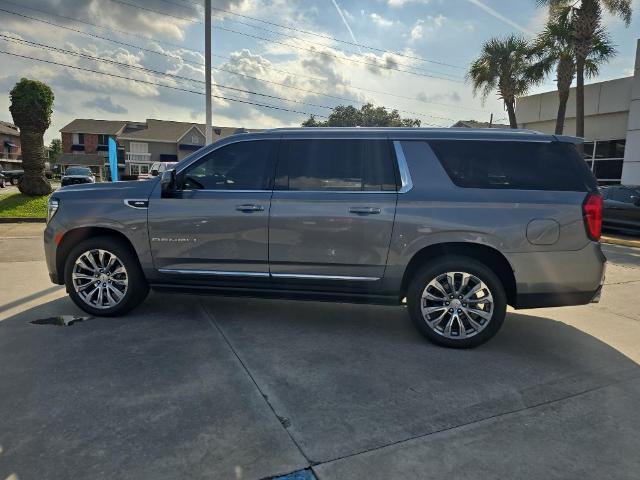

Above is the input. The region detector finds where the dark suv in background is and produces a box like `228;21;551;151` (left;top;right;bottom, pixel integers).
44;128;605;348
602;185;640;234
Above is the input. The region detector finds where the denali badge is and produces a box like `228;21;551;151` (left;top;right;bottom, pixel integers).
151;237;198;243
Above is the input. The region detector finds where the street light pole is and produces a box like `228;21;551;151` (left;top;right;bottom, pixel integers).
205;0;212;145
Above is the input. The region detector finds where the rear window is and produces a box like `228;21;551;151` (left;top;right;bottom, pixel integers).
276;139;397;191
428;140;597;192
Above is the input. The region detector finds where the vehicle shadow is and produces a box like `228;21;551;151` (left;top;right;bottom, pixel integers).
1;293;639;477
199;295;640;461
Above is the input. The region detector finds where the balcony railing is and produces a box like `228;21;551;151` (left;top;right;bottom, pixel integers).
125;152;151;163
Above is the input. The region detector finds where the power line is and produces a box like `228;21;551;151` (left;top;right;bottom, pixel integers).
0;2;486;115
153;0;463;79
107;0;463;82
164;0;465;70
0;34;333;112
0;34;450;126
0;49;330;118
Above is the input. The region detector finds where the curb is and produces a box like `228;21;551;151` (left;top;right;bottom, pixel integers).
0;217;46;223
601;235;640;248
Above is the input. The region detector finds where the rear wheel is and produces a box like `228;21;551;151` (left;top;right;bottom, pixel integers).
407;256;507;348
0;178;4;188
64;236;149;316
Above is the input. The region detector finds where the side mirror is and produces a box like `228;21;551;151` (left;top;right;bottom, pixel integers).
150;169;159;177
160;169;177;197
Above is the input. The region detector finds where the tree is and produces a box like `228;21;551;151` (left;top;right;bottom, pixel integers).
468;35;543;129
531;7;615;134
9;78;54;196
535;0;632;139
49;138;62;164
302;103;420;127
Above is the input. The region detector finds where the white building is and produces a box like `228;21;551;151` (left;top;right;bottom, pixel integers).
517;39;640;186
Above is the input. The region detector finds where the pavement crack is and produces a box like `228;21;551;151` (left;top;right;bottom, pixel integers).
198;298;312;465
312;372;640;469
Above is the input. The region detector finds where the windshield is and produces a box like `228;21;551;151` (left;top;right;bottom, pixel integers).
66;167;92;176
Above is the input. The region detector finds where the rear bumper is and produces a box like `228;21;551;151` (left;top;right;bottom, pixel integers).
508;242;606;309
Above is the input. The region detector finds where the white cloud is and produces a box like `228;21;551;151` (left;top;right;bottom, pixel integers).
370;13;394;28
388;0;430;7
409;15;446;42
410;21;424;41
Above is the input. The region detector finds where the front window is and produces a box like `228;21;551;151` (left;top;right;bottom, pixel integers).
181;140;277;190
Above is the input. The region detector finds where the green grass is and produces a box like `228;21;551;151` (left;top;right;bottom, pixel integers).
0;192;50;218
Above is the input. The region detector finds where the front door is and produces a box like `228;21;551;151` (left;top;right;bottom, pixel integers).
269;138;398;283
148;139;278;277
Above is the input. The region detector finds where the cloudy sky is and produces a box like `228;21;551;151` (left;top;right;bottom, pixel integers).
0;0;638;142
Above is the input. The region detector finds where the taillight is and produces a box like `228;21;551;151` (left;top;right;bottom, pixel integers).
583;193;603;241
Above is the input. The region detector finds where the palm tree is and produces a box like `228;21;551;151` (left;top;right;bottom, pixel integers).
468;35;542;129
535;0;632;139
9;78;54;196
532;7;616;134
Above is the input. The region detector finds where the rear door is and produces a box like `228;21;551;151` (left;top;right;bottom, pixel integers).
268;138;398;283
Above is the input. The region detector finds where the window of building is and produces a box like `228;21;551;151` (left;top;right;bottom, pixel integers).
98;134;110;146
72;133;85;145
583;139;626;185
428;140;596;192
181;140;277;190
191;134;200;144
276;139;396;192
130;164;150;176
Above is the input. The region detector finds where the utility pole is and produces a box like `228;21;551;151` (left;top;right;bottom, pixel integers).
205;0;212;144
489;113;493;128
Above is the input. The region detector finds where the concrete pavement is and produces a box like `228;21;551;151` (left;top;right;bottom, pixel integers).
1;224;639;479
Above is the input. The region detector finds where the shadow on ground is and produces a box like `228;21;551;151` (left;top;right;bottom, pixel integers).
1;293;639;479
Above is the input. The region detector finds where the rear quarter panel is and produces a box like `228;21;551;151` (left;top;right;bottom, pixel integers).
383;140;594;293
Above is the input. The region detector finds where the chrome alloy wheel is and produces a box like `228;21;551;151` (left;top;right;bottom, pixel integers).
420;271;494;339
71;249;129;309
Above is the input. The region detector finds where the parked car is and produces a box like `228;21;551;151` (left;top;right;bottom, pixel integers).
44;128;605;348
0;166;24;185
61;166;95;187
602;185;640;234
149;161;177;177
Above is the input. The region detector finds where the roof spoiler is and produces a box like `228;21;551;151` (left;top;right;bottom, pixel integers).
553;135;583;144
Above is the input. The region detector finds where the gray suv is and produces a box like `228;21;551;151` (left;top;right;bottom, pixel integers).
44;128;606;348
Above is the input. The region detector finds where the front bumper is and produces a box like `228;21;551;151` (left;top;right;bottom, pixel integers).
43;222;62;285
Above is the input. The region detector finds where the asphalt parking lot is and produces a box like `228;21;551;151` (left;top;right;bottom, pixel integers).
1;225;639;479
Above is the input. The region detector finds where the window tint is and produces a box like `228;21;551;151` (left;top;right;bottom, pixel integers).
181;140;276;190
428;140;596;192
277;139;396;191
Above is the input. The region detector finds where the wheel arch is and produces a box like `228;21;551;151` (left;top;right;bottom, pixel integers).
56;227;138;285
400;242;517;306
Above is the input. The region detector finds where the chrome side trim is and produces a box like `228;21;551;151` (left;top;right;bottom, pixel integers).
271;273;380;281
159;268;269;278
124;199;149;209
273;190;395;195
158;269;380;282
181;189;272;193
393;141;414;194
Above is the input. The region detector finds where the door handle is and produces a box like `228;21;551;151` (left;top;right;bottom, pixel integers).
236;204;265;212
349;206;381;215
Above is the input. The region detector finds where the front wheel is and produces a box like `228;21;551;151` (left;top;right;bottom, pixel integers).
407;256;507;348
64;236;149;316
9;177;16;185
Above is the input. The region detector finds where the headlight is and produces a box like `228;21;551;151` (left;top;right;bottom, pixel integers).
47;197;59;223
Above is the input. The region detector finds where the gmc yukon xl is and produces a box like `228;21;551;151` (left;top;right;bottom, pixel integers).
44;128;606;348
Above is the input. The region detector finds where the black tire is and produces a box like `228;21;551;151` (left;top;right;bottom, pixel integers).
407;255;507;348
64;236;149;316
0;179;4;188
10;177;16;185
